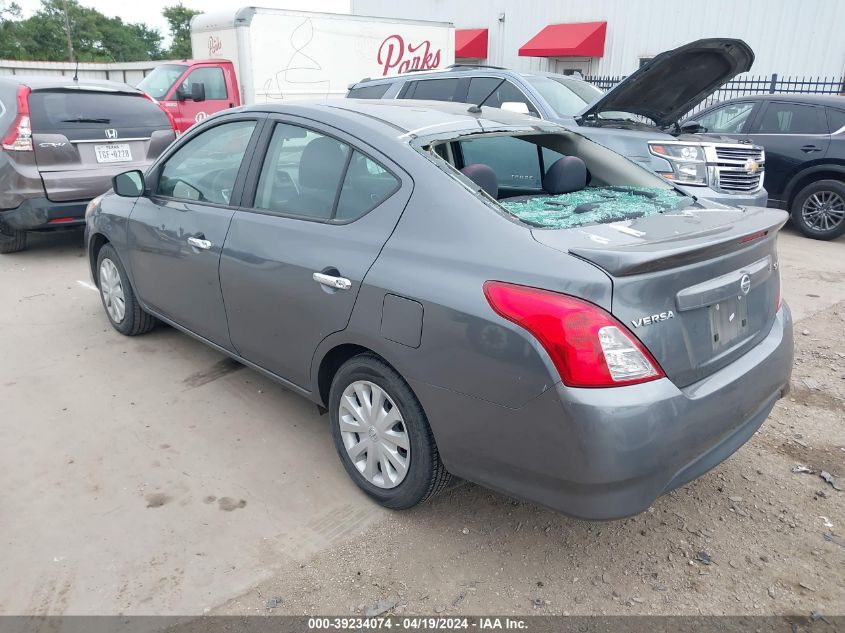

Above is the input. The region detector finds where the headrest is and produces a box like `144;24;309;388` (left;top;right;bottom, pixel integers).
460;163;498;199
543;156;587;195
299;136;347;189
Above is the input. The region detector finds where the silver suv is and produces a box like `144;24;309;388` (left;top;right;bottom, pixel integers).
348;38;767;208
0;77;176;253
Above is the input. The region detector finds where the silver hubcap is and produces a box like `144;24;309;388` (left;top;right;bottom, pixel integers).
339;380;410;489
801;190;845;232
99;258;126;324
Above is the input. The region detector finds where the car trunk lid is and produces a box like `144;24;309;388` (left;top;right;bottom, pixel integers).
29;87;173;202
532;206;788;387
576;38;755;129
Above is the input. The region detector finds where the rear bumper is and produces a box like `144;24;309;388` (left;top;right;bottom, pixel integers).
677;184;768;208
414;303;793;520
0;197;88;230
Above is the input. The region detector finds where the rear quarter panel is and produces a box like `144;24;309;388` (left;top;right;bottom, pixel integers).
313;147;612;409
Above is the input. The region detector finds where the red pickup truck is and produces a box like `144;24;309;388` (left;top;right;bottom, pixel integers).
137;60;240;134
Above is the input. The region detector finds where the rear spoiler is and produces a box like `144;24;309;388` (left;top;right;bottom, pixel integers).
569;209;788;276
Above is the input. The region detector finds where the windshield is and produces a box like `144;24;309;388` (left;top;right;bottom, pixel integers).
137;64;187;100
522;75;602;116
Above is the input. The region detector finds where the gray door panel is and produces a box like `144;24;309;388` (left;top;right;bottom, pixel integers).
128;199;235;348
220;191;410;389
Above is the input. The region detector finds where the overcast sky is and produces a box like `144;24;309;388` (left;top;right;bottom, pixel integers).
15;1;323;44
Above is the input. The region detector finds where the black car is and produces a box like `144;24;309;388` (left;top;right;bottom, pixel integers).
684;94;845;240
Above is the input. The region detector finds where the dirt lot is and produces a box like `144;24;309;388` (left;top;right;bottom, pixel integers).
0;227;843;617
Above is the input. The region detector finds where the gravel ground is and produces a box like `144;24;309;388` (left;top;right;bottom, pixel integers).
217;302;845;617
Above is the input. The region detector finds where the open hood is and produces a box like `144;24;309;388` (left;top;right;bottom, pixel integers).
577;38;754;128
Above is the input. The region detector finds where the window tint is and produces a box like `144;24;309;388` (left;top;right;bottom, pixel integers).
255;123;351;220
405;79;459;101
466;78;538;114
461;136;542;190
347;83;391;99
827;108;845;133
29;91;170;131
696;102;755;134
157;120;255;204
335;152;400;221
756;103;825;134
182;67;227;100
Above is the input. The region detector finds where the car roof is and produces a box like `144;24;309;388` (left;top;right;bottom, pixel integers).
352;67;589;87
0;75;140;93
714;93;845;107
241;99;555;140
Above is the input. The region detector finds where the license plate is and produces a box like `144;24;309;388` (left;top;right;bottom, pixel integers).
709;296;749;351
94;144;132;163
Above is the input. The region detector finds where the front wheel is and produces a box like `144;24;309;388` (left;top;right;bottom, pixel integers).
329;353;451;509
790;179;845;240
96;244;157;336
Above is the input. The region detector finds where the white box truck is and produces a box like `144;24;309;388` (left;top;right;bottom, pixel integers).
136;6;454;132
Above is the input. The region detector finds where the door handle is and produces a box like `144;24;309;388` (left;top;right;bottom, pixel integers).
312;272;352;290
187;236;212;250
801;145;822;153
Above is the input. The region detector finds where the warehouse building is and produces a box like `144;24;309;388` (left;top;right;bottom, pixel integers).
352;0;845;80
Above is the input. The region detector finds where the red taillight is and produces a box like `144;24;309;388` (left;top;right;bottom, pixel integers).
48;217;77;224
2;85;33;152
483;281;665;388
740;230;768;244
141;91;178;134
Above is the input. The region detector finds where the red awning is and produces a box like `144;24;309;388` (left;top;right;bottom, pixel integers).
518;21;607;57
455;28;488;59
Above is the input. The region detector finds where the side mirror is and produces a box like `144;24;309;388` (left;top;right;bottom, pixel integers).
680;120;704;133
500;101;530;115
190;82;206;102
113;170;145;197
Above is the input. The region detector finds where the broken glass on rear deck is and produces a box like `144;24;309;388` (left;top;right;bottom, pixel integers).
499;186;693;229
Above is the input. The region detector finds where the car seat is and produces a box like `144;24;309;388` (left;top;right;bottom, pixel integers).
460;163;499;199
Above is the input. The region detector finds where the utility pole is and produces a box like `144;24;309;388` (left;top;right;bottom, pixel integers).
61;0;75;63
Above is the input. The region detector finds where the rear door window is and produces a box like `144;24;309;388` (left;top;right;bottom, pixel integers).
29;91;170;131
157;119;257;205
753;102;827;134
403;79;460;101
254;122;398;222
347;83;391;99
335;152;400;221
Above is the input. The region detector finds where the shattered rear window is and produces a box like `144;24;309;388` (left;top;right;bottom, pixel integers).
499;186;693;229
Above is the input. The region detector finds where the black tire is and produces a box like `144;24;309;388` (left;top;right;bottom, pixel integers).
790;179;845;241
329;353;451;509
96;244;157;336
0;223;27;253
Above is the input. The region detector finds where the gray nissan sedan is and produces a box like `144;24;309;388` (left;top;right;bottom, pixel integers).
85;100;794;520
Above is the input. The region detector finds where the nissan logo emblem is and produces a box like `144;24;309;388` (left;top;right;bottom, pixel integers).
105;129;118;139
740;274;751;295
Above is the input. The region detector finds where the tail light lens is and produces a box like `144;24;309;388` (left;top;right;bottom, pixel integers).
2;85;33;152
141;91;178;134
483;281;665;388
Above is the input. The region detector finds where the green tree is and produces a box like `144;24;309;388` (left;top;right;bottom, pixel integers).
162;4;198;59
0;0;163;62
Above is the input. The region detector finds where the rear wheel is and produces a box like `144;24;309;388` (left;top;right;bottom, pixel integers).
329;353;450;509
790;179;845;240
0;222;27;253
96;244;157;336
